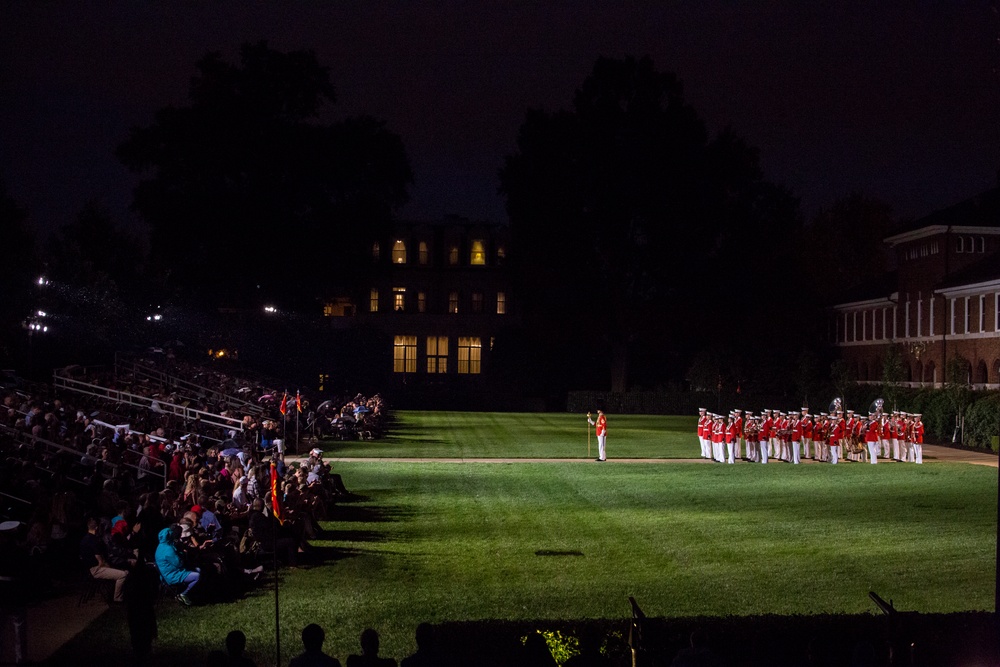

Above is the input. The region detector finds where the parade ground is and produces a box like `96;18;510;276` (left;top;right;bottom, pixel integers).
30;412;1000;665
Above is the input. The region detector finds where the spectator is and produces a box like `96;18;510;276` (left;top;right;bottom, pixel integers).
224;630;257;667
79;516;128;603
347;628;396;667
401;623;439;667
155;524;200;606
289;623;341;667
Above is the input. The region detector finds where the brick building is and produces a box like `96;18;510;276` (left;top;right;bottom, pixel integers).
831;188;1000;388
321;216;515;394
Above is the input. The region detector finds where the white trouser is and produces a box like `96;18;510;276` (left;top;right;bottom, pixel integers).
913;442;922;464
867;442;878;464
830;445;840;465
802;437;811;459
880;439;890;458
892;438;900;460
597;435;606;460
759;440;768;464
726;441;735;464
792;441;800;464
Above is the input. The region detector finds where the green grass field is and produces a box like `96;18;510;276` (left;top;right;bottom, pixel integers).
326;411;699;458
49;412;997;666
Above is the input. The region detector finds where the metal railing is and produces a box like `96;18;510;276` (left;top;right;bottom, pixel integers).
116;357;264;416
52;370;245;435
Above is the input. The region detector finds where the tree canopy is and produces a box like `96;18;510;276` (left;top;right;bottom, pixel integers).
500;56;800;392
118;41;412;307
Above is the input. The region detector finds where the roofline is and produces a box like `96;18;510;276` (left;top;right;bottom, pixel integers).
885;225;1000;246
831;293;899;311
935;278;1000;298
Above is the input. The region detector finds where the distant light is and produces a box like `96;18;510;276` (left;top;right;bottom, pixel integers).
36;310;46;317
263;305;277;314
146;313;163;322
37;276;49;286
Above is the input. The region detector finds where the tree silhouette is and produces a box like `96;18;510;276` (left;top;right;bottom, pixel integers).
118;41;412;307
501;56;798;392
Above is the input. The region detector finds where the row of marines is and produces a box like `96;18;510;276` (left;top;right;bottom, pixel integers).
697;407;925;465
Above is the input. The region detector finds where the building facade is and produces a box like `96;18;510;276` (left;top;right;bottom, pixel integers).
322;216;515;393
831;188;1000;388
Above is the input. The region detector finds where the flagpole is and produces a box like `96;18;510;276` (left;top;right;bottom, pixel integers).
271;459;281;667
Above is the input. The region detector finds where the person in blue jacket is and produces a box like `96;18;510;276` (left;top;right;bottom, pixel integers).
155;525;200;605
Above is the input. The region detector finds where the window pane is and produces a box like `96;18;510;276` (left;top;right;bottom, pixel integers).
458;337;481;374
418;241;429;265
497;292;506;315
392;240;407;264
470;240;486;265
370;288;379;313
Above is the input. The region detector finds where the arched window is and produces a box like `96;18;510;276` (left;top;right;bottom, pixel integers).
392;240;407;264
418;241;429;265
372;242;380;260
992;359;1000;384
470;240;486;265
448;246;459;265
975;360;988;385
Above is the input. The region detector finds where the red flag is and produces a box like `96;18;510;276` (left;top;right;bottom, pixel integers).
279;392;287;416
270;461;283;525
296;390;302;414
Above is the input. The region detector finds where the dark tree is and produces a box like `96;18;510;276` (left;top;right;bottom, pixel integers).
501;56;799;392
0;181;39;365
45;201;145;297
801;193;896;302
118;41;412;307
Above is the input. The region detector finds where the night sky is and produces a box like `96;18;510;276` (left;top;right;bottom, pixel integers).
2;2;998;241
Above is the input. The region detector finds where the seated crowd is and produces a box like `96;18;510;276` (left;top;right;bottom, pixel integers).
0;359;373;609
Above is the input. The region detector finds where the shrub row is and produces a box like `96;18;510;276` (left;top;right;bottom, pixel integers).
432;612;998;666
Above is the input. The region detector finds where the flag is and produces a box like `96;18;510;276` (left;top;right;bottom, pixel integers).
279;392;287;416
270;461;283;525
296;390;302;414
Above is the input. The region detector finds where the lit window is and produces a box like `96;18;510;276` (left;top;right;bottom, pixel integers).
372;242;380;260
323;302;334;317
471;292;483;313
393;287;406;312
497;292;506;315
393;335;417;373
426;336;448;373
470;240;486;265
448;292;459;314
392;240;407;264
457;337;481;374
370;288;379;313
419;241;429;265
418;292;426;313
448;246;459;265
